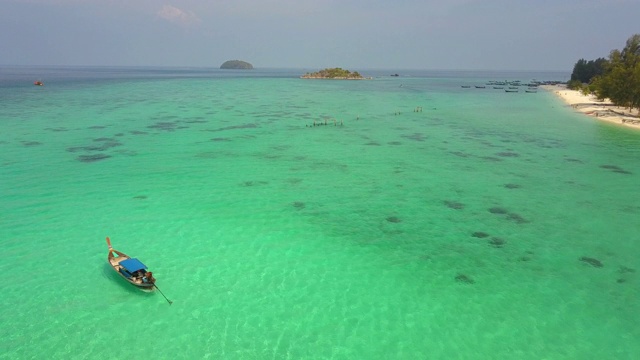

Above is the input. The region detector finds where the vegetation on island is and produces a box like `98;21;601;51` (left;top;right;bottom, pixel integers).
301;68;365;79
220;60;253;69
568;34;640;113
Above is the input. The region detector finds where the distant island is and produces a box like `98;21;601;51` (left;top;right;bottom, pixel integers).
301;68;368;80
220;60;253;69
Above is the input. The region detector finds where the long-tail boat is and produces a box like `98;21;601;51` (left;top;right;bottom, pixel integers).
106;237;156;289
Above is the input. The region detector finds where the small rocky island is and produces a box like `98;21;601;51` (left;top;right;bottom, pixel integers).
220;60;253;69
301;68;368;79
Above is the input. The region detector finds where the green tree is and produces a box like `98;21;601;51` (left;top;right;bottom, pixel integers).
566;79;583;90
570;58;607;83
592;34;640;113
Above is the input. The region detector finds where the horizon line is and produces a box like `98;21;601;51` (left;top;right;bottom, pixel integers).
0;64;571;73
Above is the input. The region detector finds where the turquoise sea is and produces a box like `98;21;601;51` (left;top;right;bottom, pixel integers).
1;66;639;359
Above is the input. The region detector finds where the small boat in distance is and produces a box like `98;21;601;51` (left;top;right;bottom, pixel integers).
461;85;471;88
34;80;43;86
106;237;156;289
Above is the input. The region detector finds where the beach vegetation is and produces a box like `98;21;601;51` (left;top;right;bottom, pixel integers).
566;79;584;91
570;58;607;84
575;34;640;113
592;34;640;112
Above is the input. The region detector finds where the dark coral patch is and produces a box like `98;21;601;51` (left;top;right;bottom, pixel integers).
489;237;506;247
444;200;465;210
211;138;230;142
496;152;519;157
600;164;632;175
133;195;147;200
489;207;508;214
148;122;179;131
22;141;42;147
618;266;635;274
450;151;471;158
600;164;621;170
615;266;634;284
207;123;258;132
481;156;502;162
183;119;207;124
455;274;475;284
504;183;521;189
386;216;402;223
387;141;403;146
471;231;489;238
67;139;122;153
292;201;305;210
507;213;529;224
401;133;427;142
77;154;111;163
241;180;268;187
579;256;603;268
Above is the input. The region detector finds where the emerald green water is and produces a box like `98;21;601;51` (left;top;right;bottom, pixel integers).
1;68;639;359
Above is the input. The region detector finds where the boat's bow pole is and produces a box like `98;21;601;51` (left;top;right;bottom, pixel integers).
154;284;173;305
106;236;113;250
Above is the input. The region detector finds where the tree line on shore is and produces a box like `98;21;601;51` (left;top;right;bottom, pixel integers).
568;34;640;113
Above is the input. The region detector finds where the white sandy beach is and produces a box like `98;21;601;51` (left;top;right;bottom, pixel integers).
542;85;640;130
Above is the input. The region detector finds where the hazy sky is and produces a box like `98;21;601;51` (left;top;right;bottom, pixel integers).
2;0;639;70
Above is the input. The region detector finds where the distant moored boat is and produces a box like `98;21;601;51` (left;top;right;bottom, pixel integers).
34;80;43;86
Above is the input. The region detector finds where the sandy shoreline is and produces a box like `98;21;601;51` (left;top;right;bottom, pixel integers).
541;85;640;130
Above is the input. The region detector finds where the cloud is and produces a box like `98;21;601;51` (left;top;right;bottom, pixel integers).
157;4;201;26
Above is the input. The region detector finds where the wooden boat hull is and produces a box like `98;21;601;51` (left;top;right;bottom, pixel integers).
107;243;155;289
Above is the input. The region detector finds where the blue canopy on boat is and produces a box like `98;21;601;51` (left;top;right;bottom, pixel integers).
119;258;147;273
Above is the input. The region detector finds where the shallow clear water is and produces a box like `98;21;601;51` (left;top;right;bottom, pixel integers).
1;67;639;359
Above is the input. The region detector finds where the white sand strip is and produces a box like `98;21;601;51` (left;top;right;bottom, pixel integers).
541;85;640;130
